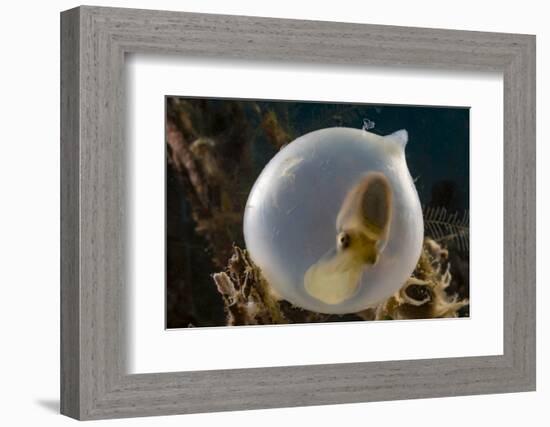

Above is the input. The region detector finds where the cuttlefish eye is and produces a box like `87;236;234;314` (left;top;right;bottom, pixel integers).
337;232;351;250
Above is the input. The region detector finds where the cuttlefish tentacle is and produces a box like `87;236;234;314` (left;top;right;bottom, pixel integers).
304;172;393;305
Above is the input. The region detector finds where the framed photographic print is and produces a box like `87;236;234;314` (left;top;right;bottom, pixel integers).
61;6;536;420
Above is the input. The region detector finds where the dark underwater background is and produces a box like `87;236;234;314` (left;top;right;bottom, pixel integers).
166;97;469;328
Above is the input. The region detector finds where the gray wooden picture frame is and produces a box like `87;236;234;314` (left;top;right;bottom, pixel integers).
60;5;536;421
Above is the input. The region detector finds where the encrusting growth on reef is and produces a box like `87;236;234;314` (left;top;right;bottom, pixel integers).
356;238;469;320
212;246;286;325
212;238;469;326
166;98;297;327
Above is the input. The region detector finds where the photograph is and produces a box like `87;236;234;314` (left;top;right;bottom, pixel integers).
165;97;470;328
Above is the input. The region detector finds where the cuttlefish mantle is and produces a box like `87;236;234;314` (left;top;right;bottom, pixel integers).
304;172;393;305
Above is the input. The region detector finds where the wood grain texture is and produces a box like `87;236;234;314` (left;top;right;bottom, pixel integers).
60;5;536;420
60;7;80;419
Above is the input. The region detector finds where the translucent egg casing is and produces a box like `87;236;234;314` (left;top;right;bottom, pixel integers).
243;127;424;314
